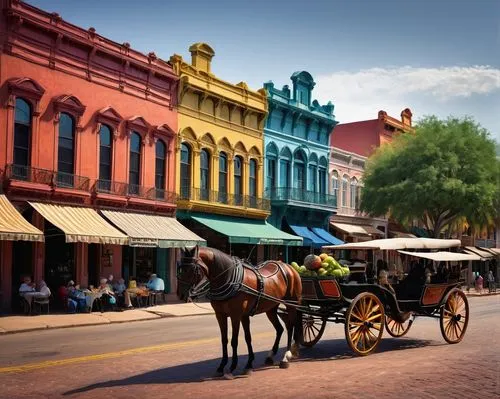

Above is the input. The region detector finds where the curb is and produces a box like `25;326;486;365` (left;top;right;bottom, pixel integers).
0;309;214;335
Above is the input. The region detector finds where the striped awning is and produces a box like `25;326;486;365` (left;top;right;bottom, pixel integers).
101;210;206;248
0;195;43;242
29;202;128;245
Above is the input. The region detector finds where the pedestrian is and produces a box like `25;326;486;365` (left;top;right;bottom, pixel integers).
486;270;495;293
475;274;484;294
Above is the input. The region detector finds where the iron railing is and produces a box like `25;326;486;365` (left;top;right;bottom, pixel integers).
5;164;53;185
54;171;90;191
180;187;270;210
154;188;177;203
93;179;128;196
264;187;338;207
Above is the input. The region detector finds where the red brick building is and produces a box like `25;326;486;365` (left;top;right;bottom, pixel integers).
0;0;202;311
332;109;413;157
329;109;414;243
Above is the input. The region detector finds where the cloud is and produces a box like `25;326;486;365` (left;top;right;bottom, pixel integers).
314;66;500;128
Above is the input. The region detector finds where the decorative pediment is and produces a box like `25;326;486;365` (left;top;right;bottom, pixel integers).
7;77;45;100
200;133;216;146
155;123;176;138
96;106;123;126
126;115;151;134
180;127;197;142
234;141;247;153
53;94;86;117
217;137;232;151
249;145;261;156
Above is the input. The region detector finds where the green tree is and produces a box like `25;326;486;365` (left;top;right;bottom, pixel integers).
361;116;500;238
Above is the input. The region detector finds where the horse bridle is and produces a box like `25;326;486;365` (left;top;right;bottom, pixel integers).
177;255;210;298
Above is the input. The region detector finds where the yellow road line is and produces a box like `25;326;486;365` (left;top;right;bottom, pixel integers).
0;331;274;374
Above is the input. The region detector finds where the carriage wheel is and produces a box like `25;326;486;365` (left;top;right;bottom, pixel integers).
300;314;326;347
385;314;412;338
345;292;385;356
440;288;469;344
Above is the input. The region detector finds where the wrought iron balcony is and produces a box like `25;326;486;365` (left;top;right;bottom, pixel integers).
5;164;53;185
54;171;90;191
93;180;128;196
265;187;338;208
154;188;177;203
179;187;270;210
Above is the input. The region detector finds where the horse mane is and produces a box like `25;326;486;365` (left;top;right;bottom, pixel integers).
206;247;235;271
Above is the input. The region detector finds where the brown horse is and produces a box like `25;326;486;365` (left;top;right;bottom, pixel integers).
178;246;302;378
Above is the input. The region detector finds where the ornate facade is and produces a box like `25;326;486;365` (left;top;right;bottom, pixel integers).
263;72;339;258
0;0;201;310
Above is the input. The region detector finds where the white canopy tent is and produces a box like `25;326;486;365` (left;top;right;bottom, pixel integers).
397;250;481;262
323;237;462;251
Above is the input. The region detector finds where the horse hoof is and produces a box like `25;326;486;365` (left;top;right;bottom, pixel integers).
279;361;290;369
264;357;274;366
214;371;224;378
223;373;234;380
243;368;253;376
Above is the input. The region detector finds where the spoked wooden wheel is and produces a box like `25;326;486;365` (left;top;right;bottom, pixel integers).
345;292;385;355
440;288;469;344
385;314;413;338
300;314;326;347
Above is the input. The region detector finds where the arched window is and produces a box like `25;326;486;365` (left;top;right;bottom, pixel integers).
218;152;228;203
234;155;243;205
350;177;358;209
129;132;141;195
331;171;339;202
13;98;32;177
341;175;349;207
98;124;112;192
249;159;257;207
293;151;306;191
155;139;167;198
57;113;75;187
180;143;191;199
200;149;210;200
265;143;278;192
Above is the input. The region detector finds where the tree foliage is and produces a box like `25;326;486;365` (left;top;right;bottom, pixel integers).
360;116;500;238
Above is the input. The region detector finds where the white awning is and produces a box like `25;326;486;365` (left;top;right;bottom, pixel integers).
398;250;480;262
331;222;385;237
323;237;462;251
463;246;495;260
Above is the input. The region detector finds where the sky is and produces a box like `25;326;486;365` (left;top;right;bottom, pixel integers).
26;0;500;142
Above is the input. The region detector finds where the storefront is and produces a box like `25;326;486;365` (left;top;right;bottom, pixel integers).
100;210;205;293
28;202;129;289
0;195;44;311
180;213;302;264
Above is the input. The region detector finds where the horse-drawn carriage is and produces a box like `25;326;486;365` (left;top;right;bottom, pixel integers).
298;238;476;355
178;238;475;376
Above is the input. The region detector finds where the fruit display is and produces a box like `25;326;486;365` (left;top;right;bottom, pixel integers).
290;253;350;279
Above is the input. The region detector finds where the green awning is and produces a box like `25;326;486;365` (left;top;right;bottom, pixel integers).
192;214;303;246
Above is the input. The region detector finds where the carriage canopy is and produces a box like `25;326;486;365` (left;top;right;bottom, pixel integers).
322;237;462;251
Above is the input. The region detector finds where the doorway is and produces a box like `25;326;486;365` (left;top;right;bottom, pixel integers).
88;244;100;288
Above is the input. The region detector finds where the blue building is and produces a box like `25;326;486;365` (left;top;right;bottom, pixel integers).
263;71;342;259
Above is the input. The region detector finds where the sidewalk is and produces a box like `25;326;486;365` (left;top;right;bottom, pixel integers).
0;301;215;335
464;288;500;297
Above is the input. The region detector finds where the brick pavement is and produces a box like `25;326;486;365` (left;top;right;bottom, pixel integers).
0;296;497;399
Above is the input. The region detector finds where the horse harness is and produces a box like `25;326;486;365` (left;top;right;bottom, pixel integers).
188;256;290;316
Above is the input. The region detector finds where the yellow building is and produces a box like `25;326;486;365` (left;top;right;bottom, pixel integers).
170;43;301;262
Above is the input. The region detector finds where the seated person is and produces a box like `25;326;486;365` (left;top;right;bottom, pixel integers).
146;274;165;292
19;276;35;294
113;278;133;308
378;269;395;295
67;282;87;312
97;278;116;308
35;280;51;298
